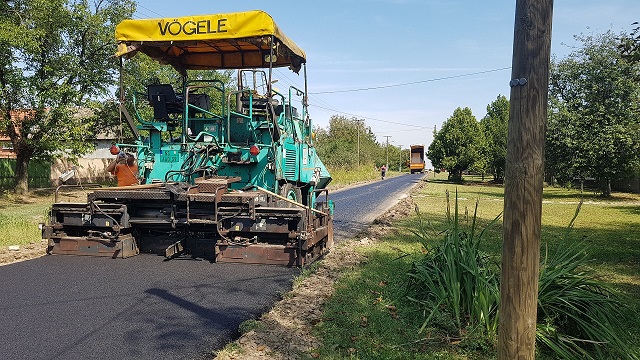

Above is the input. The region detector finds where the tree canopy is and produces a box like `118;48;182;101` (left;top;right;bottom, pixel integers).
315;116;379;168
427;107;486;182
546;31;640;195
620;21;640;63
480;95;509;182
0;0;135;193
314;115;408;171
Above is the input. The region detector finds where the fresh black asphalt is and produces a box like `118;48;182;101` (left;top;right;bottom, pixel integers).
0;173;424;359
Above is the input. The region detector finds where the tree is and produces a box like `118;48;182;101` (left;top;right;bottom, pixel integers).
427;107;486;182
480;95;509;182
547;31;640;196
0;0;135;194
620;21;640;63
315;115;379;168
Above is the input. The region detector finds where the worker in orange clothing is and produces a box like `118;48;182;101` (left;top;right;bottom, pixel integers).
106;152;139;186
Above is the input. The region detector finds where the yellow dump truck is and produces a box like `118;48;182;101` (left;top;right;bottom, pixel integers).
410;144;425;174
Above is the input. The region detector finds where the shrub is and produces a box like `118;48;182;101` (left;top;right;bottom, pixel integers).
406;190;501;346
536;203;637;359
406;194;637;359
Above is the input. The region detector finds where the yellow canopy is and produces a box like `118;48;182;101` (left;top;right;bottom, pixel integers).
115;10;306;74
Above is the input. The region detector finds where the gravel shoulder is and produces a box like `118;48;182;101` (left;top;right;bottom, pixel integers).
0;240;48;267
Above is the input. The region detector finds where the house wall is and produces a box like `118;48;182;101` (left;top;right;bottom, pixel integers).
0;135;16;159
50;139;117;186
51;158;114;186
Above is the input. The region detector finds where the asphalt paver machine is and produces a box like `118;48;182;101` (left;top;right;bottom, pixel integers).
41;10;334;266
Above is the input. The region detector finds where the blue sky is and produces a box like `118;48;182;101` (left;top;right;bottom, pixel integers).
132;0;639;160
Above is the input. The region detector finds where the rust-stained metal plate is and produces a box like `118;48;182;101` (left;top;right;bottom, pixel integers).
215;243;297;266
47;234;139;258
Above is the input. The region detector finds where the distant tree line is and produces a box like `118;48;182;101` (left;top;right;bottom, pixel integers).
426;29;640;196
314;116;408;171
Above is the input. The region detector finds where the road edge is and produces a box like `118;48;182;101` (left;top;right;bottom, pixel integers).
213;176;428;359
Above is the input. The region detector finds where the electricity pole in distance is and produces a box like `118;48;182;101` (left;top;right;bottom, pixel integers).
383;135;391;169
354;119;364;167
499;1;553;359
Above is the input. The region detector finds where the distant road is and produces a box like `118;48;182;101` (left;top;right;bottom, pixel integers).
0;173;424;360
331;173;424;240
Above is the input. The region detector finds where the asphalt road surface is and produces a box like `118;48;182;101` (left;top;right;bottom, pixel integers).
0;173;424;360
331;172;424;240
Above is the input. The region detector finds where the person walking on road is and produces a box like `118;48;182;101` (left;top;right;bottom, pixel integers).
381;164;387;180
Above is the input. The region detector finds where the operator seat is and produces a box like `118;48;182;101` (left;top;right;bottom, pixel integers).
148;84;183;120
240;90;268;113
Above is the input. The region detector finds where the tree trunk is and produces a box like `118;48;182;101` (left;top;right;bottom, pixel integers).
448;168;463;182
14;151;30;194
603;178;611;197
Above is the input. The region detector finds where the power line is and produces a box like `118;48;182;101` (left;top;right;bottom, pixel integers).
270;68;443;131
310;67;511;94
310;103;431;130
271;68;433;130
135;4;164;18
270;70;429;130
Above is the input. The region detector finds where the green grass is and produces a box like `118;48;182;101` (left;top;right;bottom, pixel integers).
0;188;92;248
0;195;51;247
315;249;468;359
327;166;401;188
314;172;640;359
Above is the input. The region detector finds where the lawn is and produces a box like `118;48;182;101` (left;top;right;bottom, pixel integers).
314;172;640;359
0;188;93;248
0;195;49;248
327;166;401;189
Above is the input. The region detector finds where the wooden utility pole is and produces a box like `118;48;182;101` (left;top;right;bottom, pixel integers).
499;1;553;359
383;135;391;168
355;119;364;167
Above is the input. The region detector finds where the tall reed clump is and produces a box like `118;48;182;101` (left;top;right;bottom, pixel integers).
405;190;501;347
536;202;637;359
406;193;637;359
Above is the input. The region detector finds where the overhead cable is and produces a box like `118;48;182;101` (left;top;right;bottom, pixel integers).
310;67;511;94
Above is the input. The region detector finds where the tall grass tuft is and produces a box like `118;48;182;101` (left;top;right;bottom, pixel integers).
536;202;638;359
406;193;637;358
406;190;502;345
